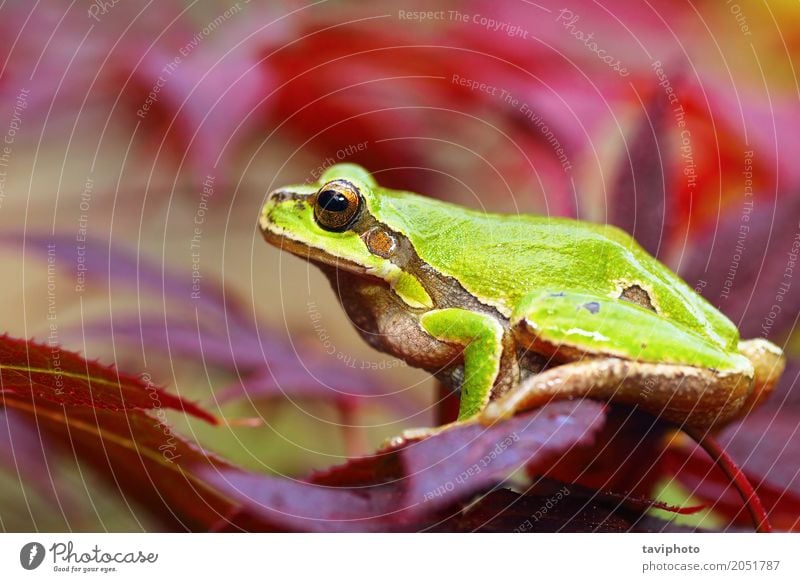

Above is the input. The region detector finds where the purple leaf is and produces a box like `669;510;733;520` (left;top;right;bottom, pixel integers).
128;23;275;188
678;194;800;338
75;317;276;372
0;409;64;507
205;401;606;531
432;484;701;533
3;233;256;335
719;412;800;502
610;90;673;258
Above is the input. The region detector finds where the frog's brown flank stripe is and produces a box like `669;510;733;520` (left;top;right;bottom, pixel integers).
352;211;506;319
620;284;656;312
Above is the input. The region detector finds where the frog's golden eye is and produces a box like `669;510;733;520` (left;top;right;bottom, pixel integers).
313;180;362;231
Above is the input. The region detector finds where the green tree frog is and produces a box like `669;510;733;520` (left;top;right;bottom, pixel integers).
260;164;785;430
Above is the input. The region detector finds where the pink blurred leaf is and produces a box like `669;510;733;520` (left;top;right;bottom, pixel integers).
610;90;673;257
9;234;414;417
678;194;800;338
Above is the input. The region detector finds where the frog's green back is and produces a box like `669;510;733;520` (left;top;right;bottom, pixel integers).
368;187;738;351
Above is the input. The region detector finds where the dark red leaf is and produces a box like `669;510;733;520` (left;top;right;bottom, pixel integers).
431;486;699;533
0;334;265;531
0;334;215;424
534;406;669;499
205;401;606;531
5;401;255;531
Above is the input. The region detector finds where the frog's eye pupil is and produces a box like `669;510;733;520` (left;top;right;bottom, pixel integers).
318;190;349;212
314;180;362;231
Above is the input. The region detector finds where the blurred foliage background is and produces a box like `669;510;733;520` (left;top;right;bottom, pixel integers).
0;0;798;531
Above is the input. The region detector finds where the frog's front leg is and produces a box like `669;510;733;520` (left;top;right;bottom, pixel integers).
486;290;768;429
420;308;517;420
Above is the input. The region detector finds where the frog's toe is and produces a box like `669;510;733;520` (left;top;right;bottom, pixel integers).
379;421;467;449
480;400;516;424
738;338;785;413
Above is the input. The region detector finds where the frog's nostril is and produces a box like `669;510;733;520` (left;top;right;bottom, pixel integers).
269;189;310;204
269;190;289;202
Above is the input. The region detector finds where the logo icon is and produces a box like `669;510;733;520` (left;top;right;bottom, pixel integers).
19;542;45;570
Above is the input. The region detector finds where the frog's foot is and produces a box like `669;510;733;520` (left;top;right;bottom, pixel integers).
380;420;470;450
420;308;517;420
737;338;785;415
480;357;753;429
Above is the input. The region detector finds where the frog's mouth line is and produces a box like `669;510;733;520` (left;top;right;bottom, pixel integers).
261;224;383;281
260;198;509;317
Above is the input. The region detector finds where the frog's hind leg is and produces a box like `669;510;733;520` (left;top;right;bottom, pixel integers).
737;338;785;416
481;357;751;429
493;290;756;428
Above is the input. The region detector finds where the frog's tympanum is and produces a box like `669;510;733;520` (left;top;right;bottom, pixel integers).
260;164;785;431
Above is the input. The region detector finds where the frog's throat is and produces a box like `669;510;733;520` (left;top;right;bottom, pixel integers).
262;219;432;309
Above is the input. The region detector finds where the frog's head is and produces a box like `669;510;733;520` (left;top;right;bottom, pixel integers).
260;163;378;270
260;163;433;308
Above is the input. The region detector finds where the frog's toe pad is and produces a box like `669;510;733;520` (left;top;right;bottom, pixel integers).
738;338;785;411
